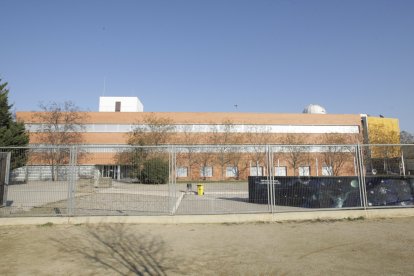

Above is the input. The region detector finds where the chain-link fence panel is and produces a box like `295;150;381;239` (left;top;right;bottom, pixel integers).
70;146;177;216
254;145;364;212
361;144;414;208
0;147;72;217
173;145;270;214
0;144;413;217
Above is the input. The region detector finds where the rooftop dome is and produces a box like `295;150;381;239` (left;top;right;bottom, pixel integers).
303;104;327;114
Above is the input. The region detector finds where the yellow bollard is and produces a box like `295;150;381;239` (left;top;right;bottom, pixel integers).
197;184;204;196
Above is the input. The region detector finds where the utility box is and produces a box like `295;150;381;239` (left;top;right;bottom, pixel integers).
197;184;204;196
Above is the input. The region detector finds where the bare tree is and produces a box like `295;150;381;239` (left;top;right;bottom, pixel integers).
321;134;355;176
177;124;200;181
226;142;248;180
400;131;414;144
127;113;175;162
128;114;175;146
282;134;309;176
33;101;87;181
211;120;237;180
125;114;175;182
400;131;414;174
195;129;217;181
244;126;272;176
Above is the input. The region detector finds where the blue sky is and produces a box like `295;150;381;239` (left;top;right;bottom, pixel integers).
1;0;413;132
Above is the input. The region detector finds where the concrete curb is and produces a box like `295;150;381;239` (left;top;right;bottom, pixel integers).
0;208;413;226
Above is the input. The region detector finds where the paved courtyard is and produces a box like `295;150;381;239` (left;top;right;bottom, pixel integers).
2;180;290;216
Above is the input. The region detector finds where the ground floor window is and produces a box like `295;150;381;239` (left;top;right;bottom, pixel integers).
250;166;263;176
200;166;213;177
98;165;119;179
176;167;188;177
322;166;333;176
299;166;310;176
275;166;287;176
226;166;238;177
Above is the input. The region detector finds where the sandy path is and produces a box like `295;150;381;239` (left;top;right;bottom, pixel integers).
0;217;413;275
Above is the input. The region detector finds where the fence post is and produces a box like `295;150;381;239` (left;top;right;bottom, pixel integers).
169;146;172;215
265;146;270;212
168;145;177;215
266;145;275;213
0;152;11;207
67;146;77;216
356;144;368;210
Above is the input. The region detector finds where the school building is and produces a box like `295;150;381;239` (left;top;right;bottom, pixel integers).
15;97;400;181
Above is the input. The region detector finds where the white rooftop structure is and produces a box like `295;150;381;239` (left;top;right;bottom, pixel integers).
99;97;144;112
303;104;327;114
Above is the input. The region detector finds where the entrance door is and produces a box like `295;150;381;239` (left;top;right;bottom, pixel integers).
99;165;118;179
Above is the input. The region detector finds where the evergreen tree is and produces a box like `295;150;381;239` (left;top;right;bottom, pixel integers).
0;79;29;168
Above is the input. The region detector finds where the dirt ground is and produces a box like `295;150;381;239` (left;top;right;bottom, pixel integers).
0;217;413;275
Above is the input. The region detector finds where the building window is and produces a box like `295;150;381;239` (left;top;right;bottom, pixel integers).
322;166;333;176
200;166;213;178
250;166;263;176
299;166;310;176
115;101;121;112
275;166;287;176
226;166;238;177
176;167;188;178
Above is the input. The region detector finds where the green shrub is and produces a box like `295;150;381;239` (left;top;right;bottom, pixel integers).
141;157;169;184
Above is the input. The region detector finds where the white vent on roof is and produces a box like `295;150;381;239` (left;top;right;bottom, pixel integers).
303;104;327;114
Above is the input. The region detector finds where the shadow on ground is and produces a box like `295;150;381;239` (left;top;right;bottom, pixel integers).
217;197;249;203
52;224;183;275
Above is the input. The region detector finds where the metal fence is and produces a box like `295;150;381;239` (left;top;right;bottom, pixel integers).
0;144;413;217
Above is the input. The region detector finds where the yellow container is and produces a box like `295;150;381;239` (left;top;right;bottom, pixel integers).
197;184;204;196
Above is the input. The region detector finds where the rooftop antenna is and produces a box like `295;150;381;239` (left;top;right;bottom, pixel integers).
103;77;106;96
